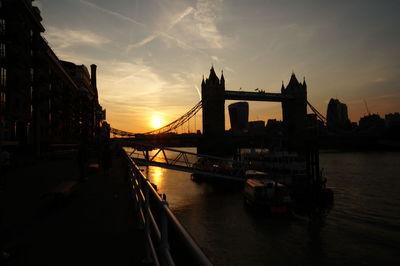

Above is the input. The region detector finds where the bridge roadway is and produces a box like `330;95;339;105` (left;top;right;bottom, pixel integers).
0;145;144;265
225;90;293;102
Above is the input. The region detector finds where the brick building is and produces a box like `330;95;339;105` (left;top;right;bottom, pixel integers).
0;0;107;152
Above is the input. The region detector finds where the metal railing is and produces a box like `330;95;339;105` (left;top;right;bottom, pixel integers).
121;148;213;266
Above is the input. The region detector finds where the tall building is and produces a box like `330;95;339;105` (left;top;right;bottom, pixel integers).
0;0;106;150
326;98;350;130
228;101;248;134
0;0;45;145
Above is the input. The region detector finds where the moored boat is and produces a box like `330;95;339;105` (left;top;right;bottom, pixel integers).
191;158;245;184
243;177;292;213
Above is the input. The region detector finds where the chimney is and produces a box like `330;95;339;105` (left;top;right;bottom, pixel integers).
90;64;97;90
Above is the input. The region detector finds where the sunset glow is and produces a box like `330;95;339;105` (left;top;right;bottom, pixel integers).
151;115;164;130
37;0;400;133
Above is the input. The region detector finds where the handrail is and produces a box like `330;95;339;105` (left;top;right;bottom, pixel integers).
121;147;213;266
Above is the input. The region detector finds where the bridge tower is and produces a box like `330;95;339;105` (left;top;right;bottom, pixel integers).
201;66;225;137
199;67;226;155
281;73;308;150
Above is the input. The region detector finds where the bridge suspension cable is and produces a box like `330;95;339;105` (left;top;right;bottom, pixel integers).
111;100;202;137
110;127;136;137
144;100;202;135
307;101;327;125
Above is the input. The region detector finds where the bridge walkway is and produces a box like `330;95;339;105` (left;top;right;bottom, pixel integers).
123;141;247;182
0;146;145;266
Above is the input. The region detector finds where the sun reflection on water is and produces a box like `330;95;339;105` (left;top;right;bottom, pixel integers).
148;166;166;189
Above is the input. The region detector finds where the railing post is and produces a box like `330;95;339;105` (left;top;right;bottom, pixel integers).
142;181;153;264
131;170;139;212
160;195;175;266
160;200;169;250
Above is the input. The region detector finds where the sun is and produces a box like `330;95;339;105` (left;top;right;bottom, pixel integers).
151;115;163;129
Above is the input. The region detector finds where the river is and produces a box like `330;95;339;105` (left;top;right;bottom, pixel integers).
138;150;400;266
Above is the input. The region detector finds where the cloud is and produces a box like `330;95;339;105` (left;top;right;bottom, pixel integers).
373;77;385;83
78;0;146;27
98;61;198;115
100;61;166;99
193;0;224;49
126;6;194;51
126;33;159;50
157;0;226;52
211;55;220;62
124;1;226;53
45;26;109;49
167;7;195;31
194;85;202;100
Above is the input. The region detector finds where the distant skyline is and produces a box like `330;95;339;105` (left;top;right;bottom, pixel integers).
36;0;400;132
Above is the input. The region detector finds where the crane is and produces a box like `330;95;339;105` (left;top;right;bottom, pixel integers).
363;99;371;115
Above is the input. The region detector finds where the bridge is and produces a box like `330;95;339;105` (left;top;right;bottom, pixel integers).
111;67;327;155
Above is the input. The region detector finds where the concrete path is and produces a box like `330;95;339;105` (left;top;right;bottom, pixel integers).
0;147;144;265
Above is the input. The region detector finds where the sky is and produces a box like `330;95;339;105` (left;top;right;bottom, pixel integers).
35;0;400;133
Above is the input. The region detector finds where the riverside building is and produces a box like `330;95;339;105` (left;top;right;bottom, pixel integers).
0;0;107;151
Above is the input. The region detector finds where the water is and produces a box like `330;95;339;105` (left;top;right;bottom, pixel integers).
138;150;400;266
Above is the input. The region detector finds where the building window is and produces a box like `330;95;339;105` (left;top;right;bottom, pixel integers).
30;68;34;82
0;43;5;57
0;19;5;35
30;86;33;99
0;91;6;112
0;67;6;87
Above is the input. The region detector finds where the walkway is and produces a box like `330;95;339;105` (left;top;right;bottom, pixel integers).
0;146;144;265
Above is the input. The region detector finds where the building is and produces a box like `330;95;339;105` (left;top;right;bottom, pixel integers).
201;66;225;137
385;112;400;129
228;101;248;134
0;0;45;145
61;61;105;141
281;73;308;149
0;0;106;151
326;98;351;131
358;114;385;136
248;120;265;135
